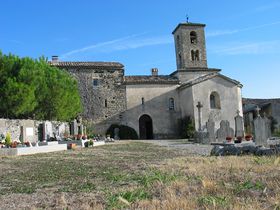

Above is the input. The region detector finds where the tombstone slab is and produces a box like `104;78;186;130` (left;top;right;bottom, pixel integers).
235;111;244;137
254;116;267;146
206;118;215;143
216;120;234;142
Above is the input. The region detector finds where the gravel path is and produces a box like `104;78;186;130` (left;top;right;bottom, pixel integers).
135;140;213;156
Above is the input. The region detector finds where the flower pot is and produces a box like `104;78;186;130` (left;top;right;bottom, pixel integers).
68;143;76;149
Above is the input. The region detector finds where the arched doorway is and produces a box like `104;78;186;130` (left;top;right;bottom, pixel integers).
139;114;153;139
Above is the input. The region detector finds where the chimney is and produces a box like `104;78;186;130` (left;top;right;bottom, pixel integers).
151;68;158;76
52;55;59;63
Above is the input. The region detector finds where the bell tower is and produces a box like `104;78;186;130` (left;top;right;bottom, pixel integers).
172;22;207;70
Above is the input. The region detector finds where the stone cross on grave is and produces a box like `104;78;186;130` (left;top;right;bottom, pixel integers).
196;102;203;131
256;106;261;117
236;110;240;116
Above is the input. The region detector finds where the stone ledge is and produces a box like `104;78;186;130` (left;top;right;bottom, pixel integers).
0;144;67;156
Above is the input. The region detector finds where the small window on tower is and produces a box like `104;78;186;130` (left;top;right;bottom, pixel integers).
105;99;108;108
190;31;197;44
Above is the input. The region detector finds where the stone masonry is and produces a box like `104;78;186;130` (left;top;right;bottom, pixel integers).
50;62;127;135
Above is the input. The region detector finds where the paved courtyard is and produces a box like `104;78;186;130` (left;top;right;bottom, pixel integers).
134;139;213;156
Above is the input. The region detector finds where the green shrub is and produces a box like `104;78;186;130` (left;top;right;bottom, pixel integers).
5;132;12;146
89;139;94;146
273;128;280;137
178;116;195;139
106;124;138;140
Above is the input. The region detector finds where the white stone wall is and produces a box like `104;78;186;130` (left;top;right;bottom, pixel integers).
189;76;242;132
178;86;194;118
124;84;180;138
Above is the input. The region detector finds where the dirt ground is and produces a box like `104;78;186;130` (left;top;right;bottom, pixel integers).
0;141;279;210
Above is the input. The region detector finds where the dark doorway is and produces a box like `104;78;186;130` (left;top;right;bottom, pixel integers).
139;114;153;139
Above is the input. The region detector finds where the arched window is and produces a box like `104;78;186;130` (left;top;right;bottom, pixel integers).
210;92;221;109
191;50;199;61
190;31;197;44
169;98;175;110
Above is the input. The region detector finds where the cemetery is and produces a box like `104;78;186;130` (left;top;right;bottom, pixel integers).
0;118;107;156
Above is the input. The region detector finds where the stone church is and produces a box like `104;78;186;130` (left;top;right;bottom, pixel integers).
50;22;243;139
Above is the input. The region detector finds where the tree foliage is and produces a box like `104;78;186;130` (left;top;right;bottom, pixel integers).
178;116;195;139
0;51;82;121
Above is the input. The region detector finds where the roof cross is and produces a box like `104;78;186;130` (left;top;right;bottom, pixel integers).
186;14;189;23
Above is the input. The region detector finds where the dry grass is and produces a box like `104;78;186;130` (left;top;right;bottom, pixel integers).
0;141;280;209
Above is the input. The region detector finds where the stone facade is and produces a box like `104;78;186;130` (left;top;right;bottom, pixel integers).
50;62;127;134
51;21;243;139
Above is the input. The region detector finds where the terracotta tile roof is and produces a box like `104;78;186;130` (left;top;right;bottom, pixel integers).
124;75;179;85
48;61;124;69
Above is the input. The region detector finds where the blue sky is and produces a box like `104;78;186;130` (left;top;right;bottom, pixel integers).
1;0;280;98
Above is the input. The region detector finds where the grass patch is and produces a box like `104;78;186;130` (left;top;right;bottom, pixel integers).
107;188;151;209
198;195;228;208
0;142;280;210
235;180;265;193
137;169;182;187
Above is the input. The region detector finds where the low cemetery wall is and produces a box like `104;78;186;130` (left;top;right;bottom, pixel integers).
0;144;67;156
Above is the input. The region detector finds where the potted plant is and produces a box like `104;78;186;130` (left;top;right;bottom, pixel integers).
234;136;243;143
24;141;31;147
226;136;232;142
5;132;12;148
89;139;94;147
77;134;82;140
245;134;253;141
11;141;18;148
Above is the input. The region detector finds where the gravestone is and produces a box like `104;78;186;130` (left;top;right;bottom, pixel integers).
70;120;78;136
43;121;53;141
114;127;120;140
226;121;234;138
216;120;234;142
206;117;215;143
79;124;84;135
263;114;271;139
194;131;208;144
254;116;267;146
235;110;244;137
216;121;227;142
57;124;66;139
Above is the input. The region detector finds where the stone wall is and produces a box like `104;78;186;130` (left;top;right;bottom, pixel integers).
190;76;243;132
0;118;69;143
125;84;181;139
55;66;126;135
